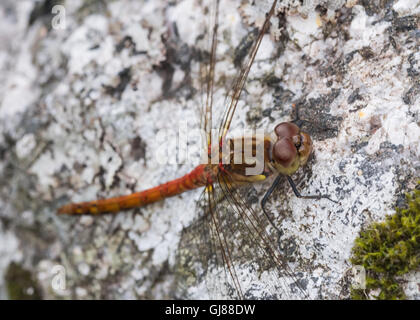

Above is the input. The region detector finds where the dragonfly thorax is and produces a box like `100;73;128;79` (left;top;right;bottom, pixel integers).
213;122;312;181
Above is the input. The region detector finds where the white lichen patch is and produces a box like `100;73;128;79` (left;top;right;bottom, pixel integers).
0;1;40;120
0;229;22;299
393;0;420;15
15;133;36;159
287;11;323;48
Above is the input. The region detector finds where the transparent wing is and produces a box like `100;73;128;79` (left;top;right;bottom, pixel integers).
175;176;310;299
219;0;278;140
193;0;220;158
216;170;310;299
174;184;242;299
203;0;220;150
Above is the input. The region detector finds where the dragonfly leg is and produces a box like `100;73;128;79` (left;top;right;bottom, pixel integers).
260;174;283;234
291;103;305;128
291;104;315;129
287;176;338;203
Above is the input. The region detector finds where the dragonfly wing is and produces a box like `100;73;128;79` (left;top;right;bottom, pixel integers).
215;170;310;299
195;0;220;155
175;175;310;299
219;0;278;139
174;184;241;299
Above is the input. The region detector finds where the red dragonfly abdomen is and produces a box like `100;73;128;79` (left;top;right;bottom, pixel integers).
57;164;211;215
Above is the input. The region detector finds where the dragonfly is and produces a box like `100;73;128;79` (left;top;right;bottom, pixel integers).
57;0;336;299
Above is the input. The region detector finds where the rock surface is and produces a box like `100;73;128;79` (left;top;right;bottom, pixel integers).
0;0;419;299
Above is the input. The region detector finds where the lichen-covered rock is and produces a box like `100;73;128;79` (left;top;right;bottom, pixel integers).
0;0;419;299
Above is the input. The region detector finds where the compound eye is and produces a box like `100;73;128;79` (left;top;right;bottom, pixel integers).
274;122;300;138
272;137;297;168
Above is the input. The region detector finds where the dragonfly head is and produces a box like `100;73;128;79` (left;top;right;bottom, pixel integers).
270;122;313;175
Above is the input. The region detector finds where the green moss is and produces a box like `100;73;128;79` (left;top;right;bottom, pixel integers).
350;182;420;299
5;262;42;300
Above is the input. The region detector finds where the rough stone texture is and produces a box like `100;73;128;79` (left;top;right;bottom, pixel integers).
0;0;419;299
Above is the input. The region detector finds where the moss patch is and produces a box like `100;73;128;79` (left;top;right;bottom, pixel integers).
5;262;42;300
350;182;420;299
